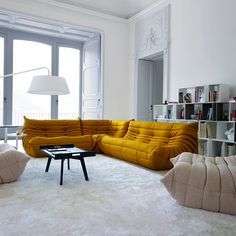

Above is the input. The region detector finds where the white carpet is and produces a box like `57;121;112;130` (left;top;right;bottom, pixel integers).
0;154;236;236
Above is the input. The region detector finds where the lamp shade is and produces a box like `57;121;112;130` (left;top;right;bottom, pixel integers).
28;75;70;95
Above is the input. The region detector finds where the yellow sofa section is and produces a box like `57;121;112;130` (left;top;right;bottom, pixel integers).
22;116;93;157
22;117;198;170
81;119;132;152
97;121;198;170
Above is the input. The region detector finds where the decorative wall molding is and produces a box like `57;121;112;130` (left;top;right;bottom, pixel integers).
129;0;170;23
134;5;170;115
35;0;127;24
135;6;169;59
0;8;99;41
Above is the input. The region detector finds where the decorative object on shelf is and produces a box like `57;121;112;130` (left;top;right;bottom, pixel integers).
190;114;197;119
225;128;234;141
231;110;236;121
184;93;192;103
196;110;202;120
167;110;171;119
179;92;183;103
229;97;236;102
223;110;228;121
179;107;184;119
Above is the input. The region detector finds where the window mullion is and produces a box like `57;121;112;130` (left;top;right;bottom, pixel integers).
4;34;13;125
51;42;58;119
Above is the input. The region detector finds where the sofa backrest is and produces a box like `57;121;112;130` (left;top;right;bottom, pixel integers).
81;119;131;137
124;121;198;150
81;120;110;135
22;116;82;137
107;120;133;137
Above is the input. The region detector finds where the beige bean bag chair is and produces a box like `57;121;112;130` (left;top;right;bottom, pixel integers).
0;143;30;184
161;152;236;215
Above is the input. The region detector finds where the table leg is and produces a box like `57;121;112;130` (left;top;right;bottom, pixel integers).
60;158;65;185
80;157;89;181
67;158;70;170
45;157;52;172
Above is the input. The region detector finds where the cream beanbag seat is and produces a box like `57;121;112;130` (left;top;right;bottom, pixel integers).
161;152;236;215
0;143;30;184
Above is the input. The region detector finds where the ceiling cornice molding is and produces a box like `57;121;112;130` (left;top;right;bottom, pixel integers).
128;0;170;23
0;8;100;41
36;0;128;24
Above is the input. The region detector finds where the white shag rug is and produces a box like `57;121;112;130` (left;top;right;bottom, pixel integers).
0;154;236;236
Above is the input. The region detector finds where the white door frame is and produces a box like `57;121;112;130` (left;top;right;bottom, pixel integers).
134;48;169;119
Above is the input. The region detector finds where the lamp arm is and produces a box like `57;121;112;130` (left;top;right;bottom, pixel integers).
0;66;50;78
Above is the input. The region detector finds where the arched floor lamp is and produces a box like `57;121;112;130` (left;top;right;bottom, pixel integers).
0;67;70;146
0;67;69;95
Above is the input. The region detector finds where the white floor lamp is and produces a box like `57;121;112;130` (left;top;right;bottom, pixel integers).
0;67;70;148
0;66;70;95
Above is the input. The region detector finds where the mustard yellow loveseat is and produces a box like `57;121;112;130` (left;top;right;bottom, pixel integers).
22;117;198;170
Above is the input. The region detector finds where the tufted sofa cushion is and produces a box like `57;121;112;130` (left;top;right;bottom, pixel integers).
22;116;82;136
161;152;236;215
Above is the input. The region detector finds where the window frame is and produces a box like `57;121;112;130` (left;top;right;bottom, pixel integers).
0;27;83;124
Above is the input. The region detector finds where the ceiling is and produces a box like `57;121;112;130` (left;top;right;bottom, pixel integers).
51;0;159;19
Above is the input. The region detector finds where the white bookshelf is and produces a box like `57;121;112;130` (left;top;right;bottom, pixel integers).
153;83;236;157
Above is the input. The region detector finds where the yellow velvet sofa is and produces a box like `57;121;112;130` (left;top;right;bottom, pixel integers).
22;116;198;170
97;121;198;170
22;117;131;157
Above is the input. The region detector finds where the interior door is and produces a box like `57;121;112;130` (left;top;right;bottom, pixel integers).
137;59;163;121
137;60;154;121
82;36;101;119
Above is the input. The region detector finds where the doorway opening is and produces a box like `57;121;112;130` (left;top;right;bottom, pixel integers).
136;51;164;121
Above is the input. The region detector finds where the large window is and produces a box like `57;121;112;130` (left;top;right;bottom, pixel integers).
58;47;80;119
0;28;82;125
0;37;3;124
13;40;51;124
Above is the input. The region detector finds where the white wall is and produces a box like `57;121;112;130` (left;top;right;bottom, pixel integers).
0;0;132;119
168;0;236;101
3;0;236;119
131;0;236;107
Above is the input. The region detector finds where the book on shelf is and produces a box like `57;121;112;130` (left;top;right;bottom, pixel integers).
195;88;204;103
207;108;213;120
179;107;184;119
221;143;227;157
179;92;183;103
198;141;207;155
208;90;218;102
199;122;207;138
206;123;216;138
227;144;235;156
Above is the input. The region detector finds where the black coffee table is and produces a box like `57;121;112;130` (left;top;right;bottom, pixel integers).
40;144;96;185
